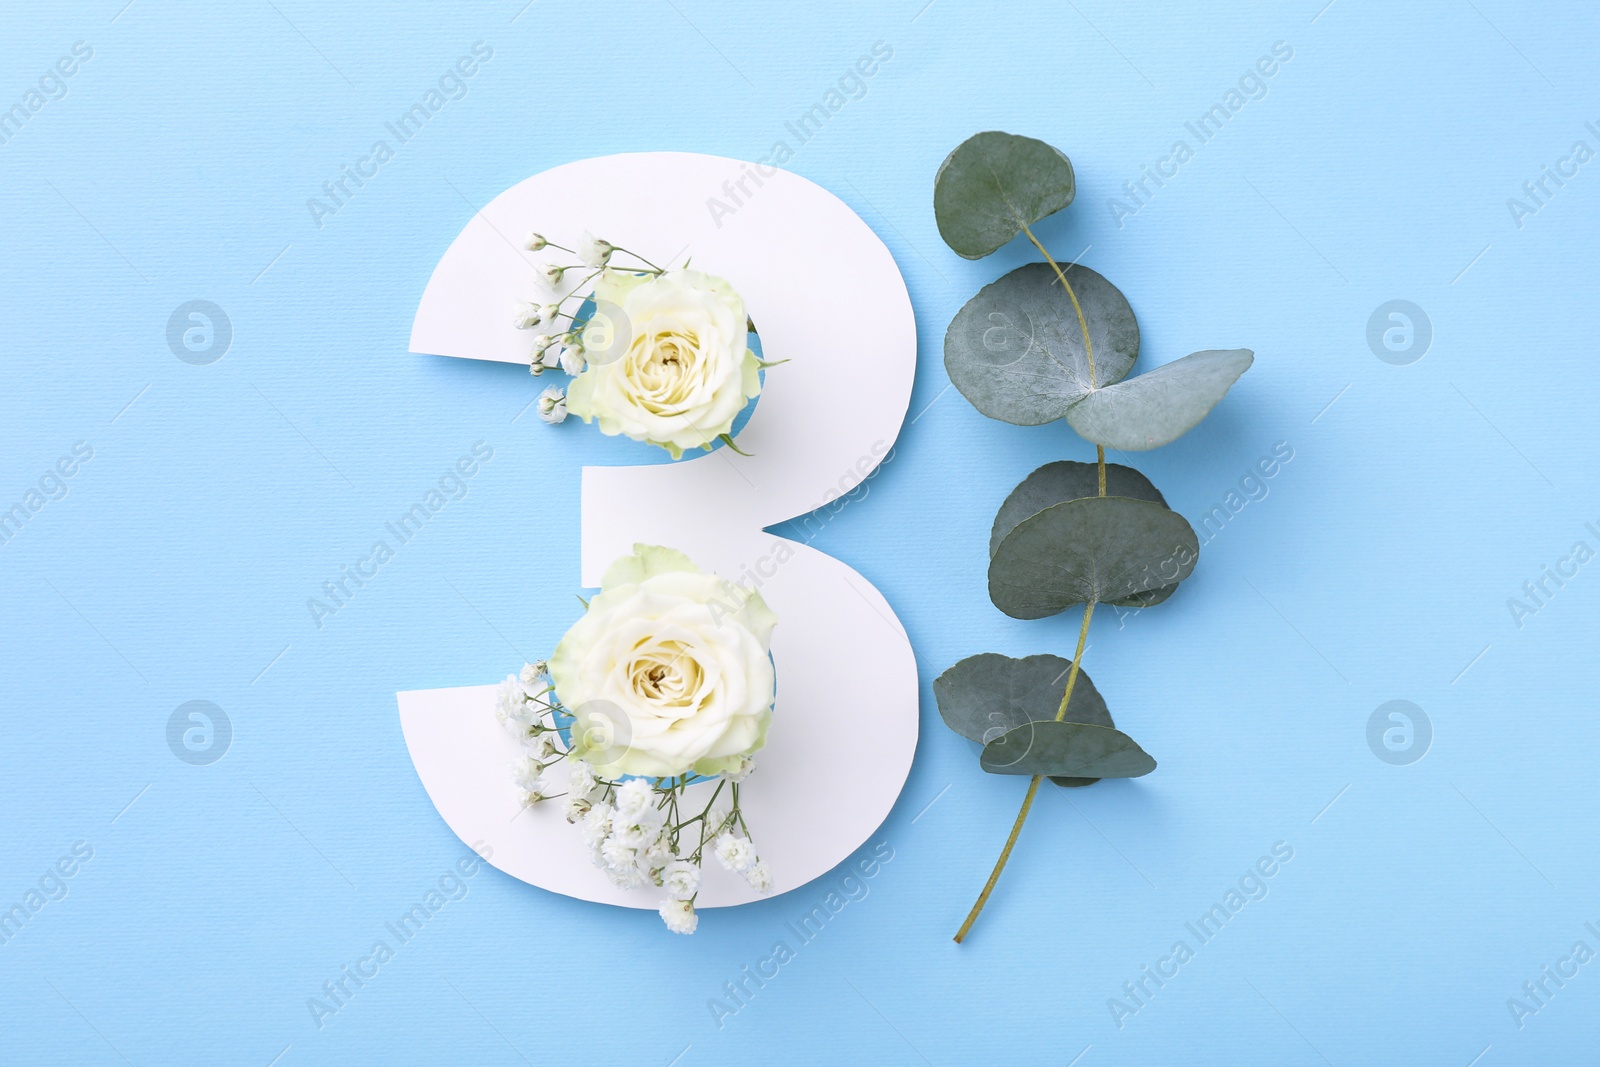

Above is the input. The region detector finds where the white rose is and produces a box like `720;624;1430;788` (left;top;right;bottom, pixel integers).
549;544;776;779
565;270;760;459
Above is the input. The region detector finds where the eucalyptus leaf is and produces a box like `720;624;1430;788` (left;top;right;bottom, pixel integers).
988;496;1198;619
1065;349;1254;451
990;461;1182;610
934;653;1111;744
1108;583;1179;610
934;131;1076;259
989;461;1166;557
980;720;1157;779
944;262;1140;426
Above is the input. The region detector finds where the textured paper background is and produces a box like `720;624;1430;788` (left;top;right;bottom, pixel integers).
3;2;1599;1064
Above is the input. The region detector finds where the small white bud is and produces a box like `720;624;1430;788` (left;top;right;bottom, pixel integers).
559;343;586;376
512;301;540;330
524;231;547;251
536;385;567;424
578;231;614;268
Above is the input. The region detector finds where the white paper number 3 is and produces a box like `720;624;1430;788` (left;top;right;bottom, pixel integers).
398;153;919;908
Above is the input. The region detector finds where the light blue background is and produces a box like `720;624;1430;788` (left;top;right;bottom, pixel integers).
4;1;1597;1063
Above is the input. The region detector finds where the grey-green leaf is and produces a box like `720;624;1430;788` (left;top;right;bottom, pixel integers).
1065;348;1254;450
933;131;1076;259
989;461;1166;557
988;495;1198;619
944;262;1140;426
980;720;1157;778
933;653;1112;745
990;461;1182;609
1107;583;1179;609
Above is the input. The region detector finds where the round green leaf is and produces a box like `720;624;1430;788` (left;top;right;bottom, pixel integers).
1108;583;1179;610
1066;348;1255;450
934;653;1111;744
988;495;1198;619
944;262;1140;426
990;461;1182;610
989;461;1166;557
980;720;1157;778
934;131;1076;259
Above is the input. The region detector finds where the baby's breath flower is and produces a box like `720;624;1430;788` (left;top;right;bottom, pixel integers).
538;344;565;371
510;757;546;795
600;838;636;871
512;301;541;330
662;860;701;901
578;231;614;268
569;761;598;801
524;231;548;251
537;386;567;424
713;832;756;873
580;802;613;849
607;864;648;889
644;842;672;873
659;898;698;935
559;342;586;376
496;676;539;736
743;860;773;894
537;262;565;287
610;805;665;850
563;796;592;823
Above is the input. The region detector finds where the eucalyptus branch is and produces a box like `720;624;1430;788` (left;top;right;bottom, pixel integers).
934;131;1248;944
954;597;1096;942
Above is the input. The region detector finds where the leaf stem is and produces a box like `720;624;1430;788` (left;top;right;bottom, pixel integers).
1054;600;1096;721
1023;222;1108;495
1021;224;1095;389
953;775;1041;944
955;598;1096;943
956;226;1110;944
